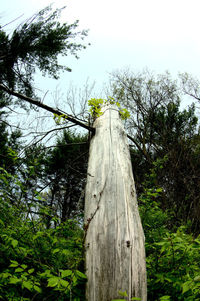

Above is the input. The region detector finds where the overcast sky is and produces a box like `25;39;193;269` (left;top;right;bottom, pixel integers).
1;0;200;96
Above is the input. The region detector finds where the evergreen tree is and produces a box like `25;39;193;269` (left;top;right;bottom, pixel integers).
0;5;88;98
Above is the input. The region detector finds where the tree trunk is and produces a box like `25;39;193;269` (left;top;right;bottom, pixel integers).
84;104;147;301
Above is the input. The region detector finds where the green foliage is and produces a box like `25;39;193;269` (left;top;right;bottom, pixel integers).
111;289;141;300
88;98;104;118
146;227;200;301
119;107;130;120
0;5;88;97
139;160;200;301
0;167;86;300
0;113;21;173
44;130;89;222
53;113;68;125
88;97;130;120
0;11;90;297
111;69;200;232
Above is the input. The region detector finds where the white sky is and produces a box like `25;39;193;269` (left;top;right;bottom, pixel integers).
1;0;200;96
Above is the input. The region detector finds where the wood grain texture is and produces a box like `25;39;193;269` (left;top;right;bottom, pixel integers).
84;104;147;301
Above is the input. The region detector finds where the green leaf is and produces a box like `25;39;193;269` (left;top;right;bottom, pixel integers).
111;299;125;301
11;239;18;248
40;269;51;277
159;296;171;301
164;277;173;283
9;260;19;267
60;279;69;287
118;290;128;297
194;276;200;282
34;285;42;293
131;298;141;301
52;248;60;254
182;281;191;294
21;264;27;269
0;272;11;279
75;270;87;279
23;281;33;291
9;277;20;284
62;249;71;256
155;241;166;246
47;277;59;287
15;267;24;273
60;269;72;278
28;268;35;274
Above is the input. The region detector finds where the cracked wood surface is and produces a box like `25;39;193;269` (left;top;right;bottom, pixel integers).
84;104;147;301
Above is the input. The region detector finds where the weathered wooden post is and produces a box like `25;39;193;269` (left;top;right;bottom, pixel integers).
84;103;147;301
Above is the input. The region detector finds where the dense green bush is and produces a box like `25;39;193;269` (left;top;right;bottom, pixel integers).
0;167;86;301
139;161;200;301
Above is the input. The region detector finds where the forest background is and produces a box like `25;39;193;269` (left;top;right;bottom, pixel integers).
0;3;200;301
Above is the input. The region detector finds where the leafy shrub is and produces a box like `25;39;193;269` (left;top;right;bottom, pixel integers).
0;167;86;300
139;160;200;301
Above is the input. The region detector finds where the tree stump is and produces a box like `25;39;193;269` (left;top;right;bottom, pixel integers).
84;104;147;301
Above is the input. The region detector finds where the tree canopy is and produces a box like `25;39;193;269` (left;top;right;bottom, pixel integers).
109;69;200;233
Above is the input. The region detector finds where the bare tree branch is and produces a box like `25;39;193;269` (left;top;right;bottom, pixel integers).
0;83;95;134
127;134;152;163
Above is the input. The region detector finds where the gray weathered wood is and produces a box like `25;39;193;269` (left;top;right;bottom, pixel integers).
84;104;147;301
